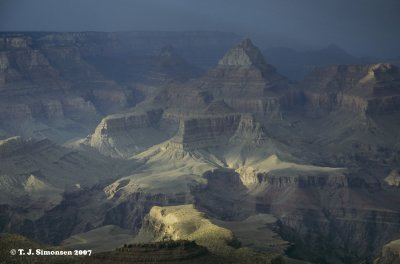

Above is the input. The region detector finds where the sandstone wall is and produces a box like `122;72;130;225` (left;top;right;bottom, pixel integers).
172;114;242;149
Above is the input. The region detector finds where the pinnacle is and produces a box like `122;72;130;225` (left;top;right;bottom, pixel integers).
218;38;268;68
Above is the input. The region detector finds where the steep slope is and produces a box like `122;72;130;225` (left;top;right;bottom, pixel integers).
99;110;346;252
213;38;283;82
0;31;240;142
234;154;344;189
192;160;400;263
203;38;298;114
0;136;125;240
102;112;294;197
152;38;300;116
83;109;174;158
0;136;120;190
104;142;221;197
0;35;131;142
90;110;300;247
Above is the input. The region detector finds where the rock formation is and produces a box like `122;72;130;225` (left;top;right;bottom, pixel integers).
85;109;174;158
301;63;400;115
375;239;400;264
0;136;123;242
64;38;400;264
134;205;238;253
1;33;400;264
171;114;242;149
0;31;239;142
170;113;267;150
203;38;295;114
132;38;300;121
384;169;400;187
132;204;280;263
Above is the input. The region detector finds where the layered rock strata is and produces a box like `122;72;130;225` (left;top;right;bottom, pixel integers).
86;109;173;158
170;113;267;150
302;64;400;115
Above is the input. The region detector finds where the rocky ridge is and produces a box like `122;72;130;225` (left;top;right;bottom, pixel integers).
142;38;296;118
301;63;400;115
0;31;240;141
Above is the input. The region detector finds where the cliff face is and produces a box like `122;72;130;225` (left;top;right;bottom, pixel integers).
0;31;240;141
0;37;59;86
302;64;400;115
0;136;119;191
93;109;163;135
0;136;123;241
203;39;295;114
149;38;300;117
86;109;173;158
0;36;112;140
193;166;400;263
172;114;242;149
170;113;267;150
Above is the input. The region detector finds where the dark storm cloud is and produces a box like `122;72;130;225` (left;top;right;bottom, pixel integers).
0;0;399;57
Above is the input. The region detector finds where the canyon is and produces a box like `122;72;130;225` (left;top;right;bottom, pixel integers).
0;31;399;264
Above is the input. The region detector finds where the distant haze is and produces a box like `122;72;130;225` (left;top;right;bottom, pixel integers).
1;0;399;58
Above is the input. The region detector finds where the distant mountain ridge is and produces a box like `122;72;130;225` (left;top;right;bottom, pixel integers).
263;44;378;80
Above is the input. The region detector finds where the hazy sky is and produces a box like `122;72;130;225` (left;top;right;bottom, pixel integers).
0;0;399;57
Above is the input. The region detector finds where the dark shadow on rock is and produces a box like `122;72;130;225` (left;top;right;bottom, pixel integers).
192;168;256;221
